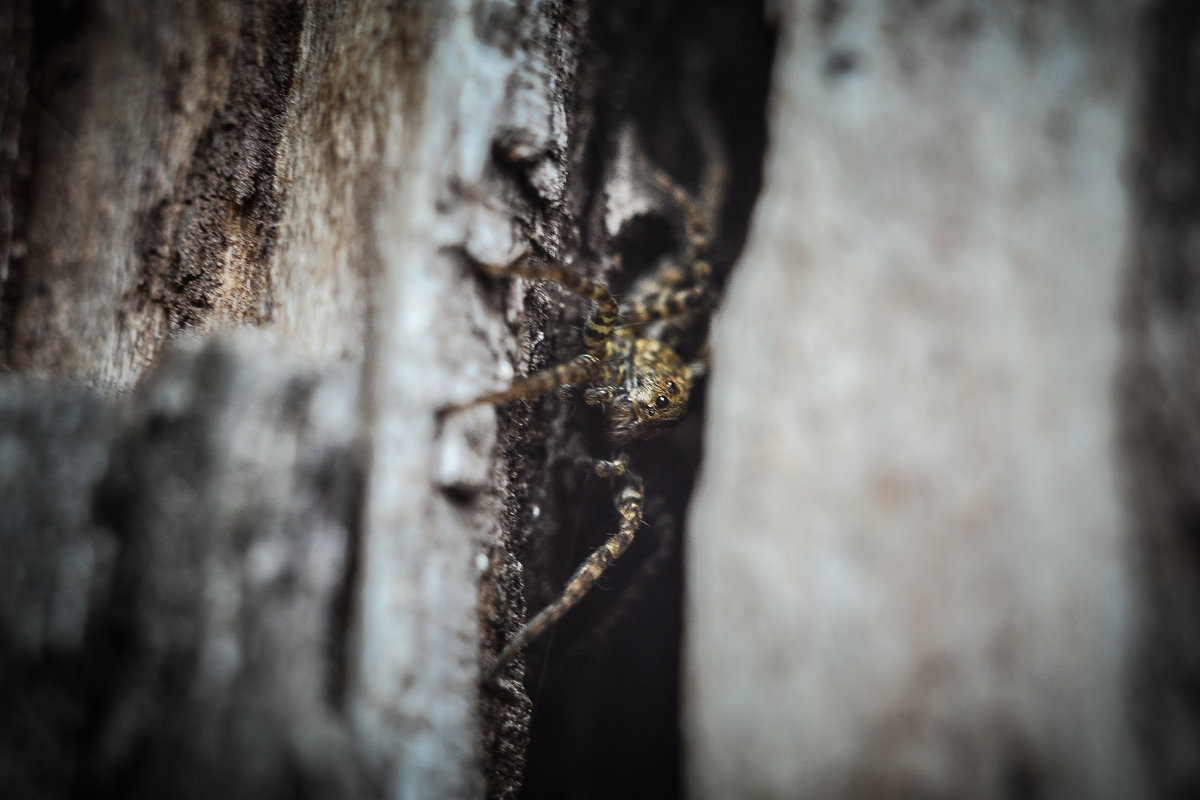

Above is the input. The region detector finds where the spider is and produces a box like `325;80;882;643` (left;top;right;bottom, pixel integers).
448;165;718;686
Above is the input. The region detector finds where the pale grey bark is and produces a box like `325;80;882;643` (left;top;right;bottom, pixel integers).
686;2;1180;799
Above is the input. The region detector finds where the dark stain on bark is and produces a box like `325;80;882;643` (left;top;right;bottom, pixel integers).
138;0;304;333
817;0;849;41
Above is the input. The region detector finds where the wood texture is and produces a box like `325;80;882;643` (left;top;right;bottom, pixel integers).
0;1;582;797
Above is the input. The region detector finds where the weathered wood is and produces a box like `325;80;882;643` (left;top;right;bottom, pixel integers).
89;335;364;798
0;1;584;797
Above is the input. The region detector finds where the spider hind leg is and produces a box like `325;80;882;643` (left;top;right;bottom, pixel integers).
485;454;644;685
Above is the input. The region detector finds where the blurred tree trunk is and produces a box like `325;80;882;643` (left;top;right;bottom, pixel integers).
686;2;1197;799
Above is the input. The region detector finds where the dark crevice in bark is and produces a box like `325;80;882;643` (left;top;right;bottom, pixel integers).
0;0;84;366
1120;3;1200;799
138;0;304;333
325;438;368;714
0;0;33;363
503;2;778;798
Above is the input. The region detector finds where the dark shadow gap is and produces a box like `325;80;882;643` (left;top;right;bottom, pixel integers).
516;2;777;799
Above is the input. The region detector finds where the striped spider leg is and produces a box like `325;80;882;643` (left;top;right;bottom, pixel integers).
484;452;643;684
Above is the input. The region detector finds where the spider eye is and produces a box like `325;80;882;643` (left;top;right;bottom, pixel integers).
655;394;671;409
665;380;676;393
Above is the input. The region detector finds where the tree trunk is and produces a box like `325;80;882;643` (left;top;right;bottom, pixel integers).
4;1;1200;799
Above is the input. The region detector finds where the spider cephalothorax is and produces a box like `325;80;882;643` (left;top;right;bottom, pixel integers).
591;336;693;443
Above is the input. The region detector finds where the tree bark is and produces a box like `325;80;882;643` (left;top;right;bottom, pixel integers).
0;1;585;797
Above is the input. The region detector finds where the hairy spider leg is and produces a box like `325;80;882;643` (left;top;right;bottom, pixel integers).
443;253;626;415
486;455;644;684
444;353;599;414
651;167;712;264
618;161;717;333
478;253;621;359
619;258;714;327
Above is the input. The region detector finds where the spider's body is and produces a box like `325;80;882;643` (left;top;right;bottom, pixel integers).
589;332;693;443
448;161;719;686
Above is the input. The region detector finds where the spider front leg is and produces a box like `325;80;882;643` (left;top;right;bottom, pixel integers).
486;454;645;685
473;248;621;360
442;353;599;415
441;249;622;417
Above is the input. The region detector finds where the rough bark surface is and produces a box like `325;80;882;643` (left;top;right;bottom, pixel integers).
0;1;584;798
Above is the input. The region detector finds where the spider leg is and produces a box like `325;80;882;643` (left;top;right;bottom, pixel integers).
479;250;620;360
486;454;644;685
650;167;712;265
443;249;625;418
558;493;677;663
622;153;718;329
619;259;714;327
442;353;599;414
